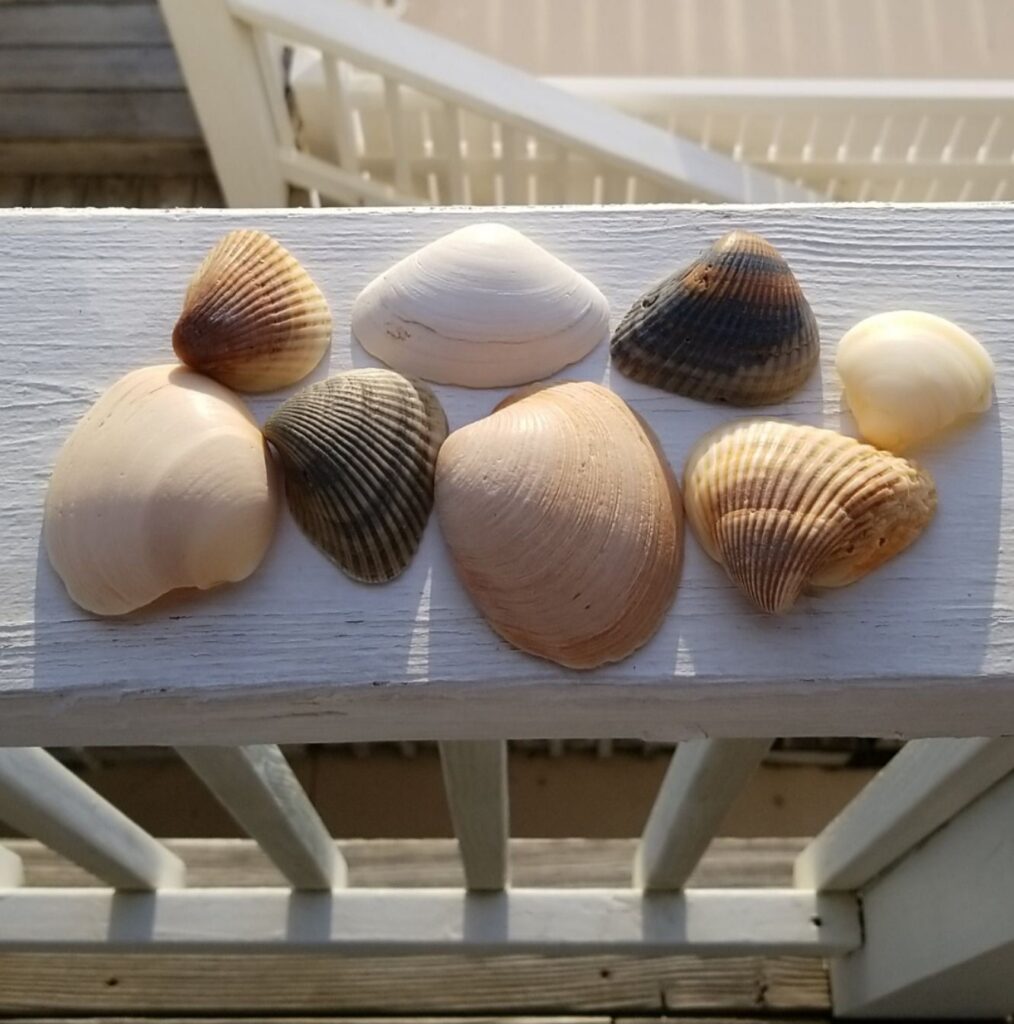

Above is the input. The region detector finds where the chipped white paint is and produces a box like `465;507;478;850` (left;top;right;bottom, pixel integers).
2;204;1014;745
0;887;860;955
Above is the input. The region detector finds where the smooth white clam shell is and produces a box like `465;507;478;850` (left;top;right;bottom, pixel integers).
836;310;994;451
351;223;610;387
44;364;280;615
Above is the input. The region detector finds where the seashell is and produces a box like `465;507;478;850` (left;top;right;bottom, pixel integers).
836;310;994;451
263;368;447;583
351;223;610;387
435;381;683;669
683;420;936;613
172;229;332;392
44;365;280;616
611;230;819;405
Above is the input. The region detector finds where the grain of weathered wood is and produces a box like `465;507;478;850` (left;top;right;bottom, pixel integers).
4;837;807;889
0;951;828;1014
0;92;200;140
0;47;183;90
3;205;1013;744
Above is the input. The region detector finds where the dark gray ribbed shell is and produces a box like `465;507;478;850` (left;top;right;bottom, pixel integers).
263;369;448;583
610;231;819;405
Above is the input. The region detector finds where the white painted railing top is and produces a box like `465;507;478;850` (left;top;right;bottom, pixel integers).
2;204;1013;746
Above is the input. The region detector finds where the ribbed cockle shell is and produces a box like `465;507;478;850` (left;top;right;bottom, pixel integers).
684;420;936;613
173;229;332;392
436;381;683;668
44;365;280;616
611;231;819;405
351;223;610;387
263;369;447;583
837;310;994;451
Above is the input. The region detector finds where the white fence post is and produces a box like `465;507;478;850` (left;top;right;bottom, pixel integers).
0;748;184;890
831;768;1014;1017
159;0;289;205
635;739;770;890
439;740;509;890
0;843;23;887
795;737;1014;890
178;745;344;890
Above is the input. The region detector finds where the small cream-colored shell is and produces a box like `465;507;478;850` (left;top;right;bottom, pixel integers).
684;420;936;613
436;381;683;668
351;223;610;387
173;229;332;393
837;310;994;450
44;365;280;616
263;369;448;583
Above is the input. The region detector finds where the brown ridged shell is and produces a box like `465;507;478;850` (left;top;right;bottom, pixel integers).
683;420;936;613
435;381;683;669
173;229;332;393
610;231;819;405
263;369;447;583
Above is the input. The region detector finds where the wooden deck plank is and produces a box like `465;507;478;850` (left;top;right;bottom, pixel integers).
0;142;214;176
0;838;830;1013
0;952;828;1015
1;205;1012;744
0;92;200;140
0;3;169;46
0;46;183;91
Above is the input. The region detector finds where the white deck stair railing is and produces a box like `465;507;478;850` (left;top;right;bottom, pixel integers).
3;203;1014;1017
159;0;819;207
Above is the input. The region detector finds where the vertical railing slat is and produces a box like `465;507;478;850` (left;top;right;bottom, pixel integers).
439;740;509;890
0;843;23;886
795;736;1014;891
443;102;466;204
250;25;297;152
178;745;344;890
0;748;184;890
323;56;361;173
384;76;412;196
500;124;526;204
634;739;770;890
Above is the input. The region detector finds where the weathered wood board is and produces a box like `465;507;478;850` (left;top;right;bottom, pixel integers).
1;204;1012;744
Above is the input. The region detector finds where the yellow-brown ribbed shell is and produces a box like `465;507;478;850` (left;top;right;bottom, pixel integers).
610;231;819;405
173;229;332;392
263;369;447;583
435;381;683;669
683;420;937;613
